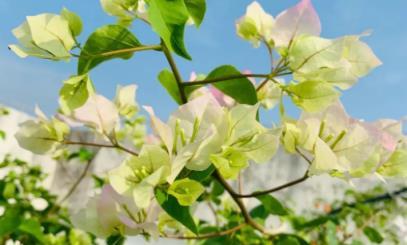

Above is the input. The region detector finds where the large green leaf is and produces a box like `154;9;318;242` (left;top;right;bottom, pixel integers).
158;69;182;104
272;234;309;245
0;207;21;237
363;226;384;244
206;65;257;105
106;234;126;245
325;221;339;245
188;165;215;182
250;194;288;219
155;188;198;234
18;219;45;243
184;0;206;27
147;0;191;59
78;25;141;74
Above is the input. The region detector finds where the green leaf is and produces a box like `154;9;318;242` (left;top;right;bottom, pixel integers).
18;219;45;243
59;74;94;113
78;25;141;74
188;165;215;182
250;194;288;219
0;130;5;140
68;148;95;162
273;234;309;245
155;188;198;234
286;81;339;112
0;207;22;237
3;182;16;199
106;234;126;245
325;221;339;245
206;65;257;105
61;7;83;36
363;226;384;244
147;0;191;59
92;174;106;188
0;107;9;116
184;0;206;27
158;69;182;104
296;216;331;230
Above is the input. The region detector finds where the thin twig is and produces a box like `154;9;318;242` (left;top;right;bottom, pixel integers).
183;74;269;86
262;38;274;72
236;173;309;198
256;58;290;91
163;223;246;240
329;187;407;215
296;148;312;165
58;157;94;204
206;200;220;226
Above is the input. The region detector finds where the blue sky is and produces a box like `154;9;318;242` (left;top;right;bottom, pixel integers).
0;0;406;124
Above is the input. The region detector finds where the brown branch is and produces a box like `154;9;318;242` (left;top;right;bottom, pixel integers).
236;173;309;198
212;166;309;199
163;223;246;240
161;41;187;103
214;171;269;235
63;140;138;156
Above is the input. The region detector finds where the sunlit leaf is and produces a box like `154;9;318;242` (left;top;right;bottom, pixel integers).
155;188;198;234
148;0;191;59
184;0;206;27
78;25;141;74
206;65;257;105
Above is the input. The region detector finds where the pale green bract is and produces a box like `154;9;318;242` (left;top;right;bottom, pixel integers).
59;74;95;114
212;104;280;179
285;80;339;112
109;145;171;208
145;95;227;180
288;34;382;90
9;13;77;60
60;7;83;36
168;178;205;206
282;102;404;178
15;107;70;154
72;184;159;238
146;95;280;180
100;0;143;26
114;84;139;118
236;1;274;48
236;0;321;48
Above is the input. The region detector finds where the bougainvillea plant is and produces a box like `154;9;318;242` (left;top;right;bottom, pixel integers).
6;0;406;244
